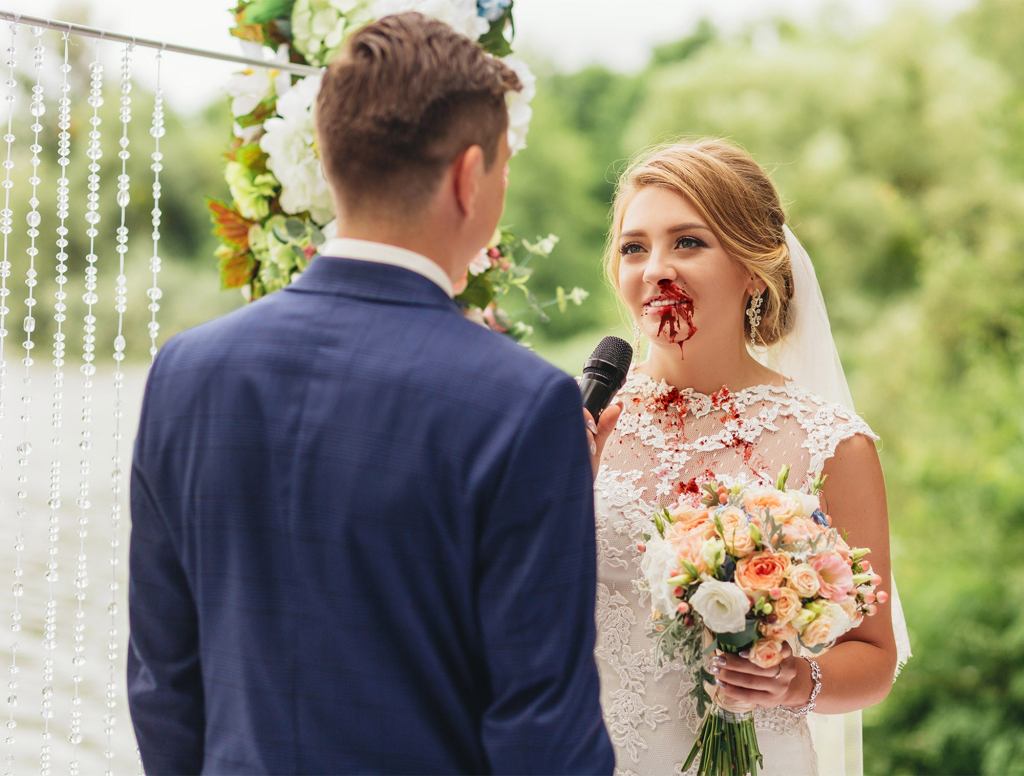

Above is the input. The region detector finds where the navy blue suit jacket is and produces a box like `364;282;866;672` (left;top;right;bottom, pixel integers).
127;255;614;774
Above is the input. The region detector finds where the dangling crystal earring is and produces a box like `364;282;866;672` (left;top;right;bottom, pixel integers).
632;322;643;354
746;291;763;345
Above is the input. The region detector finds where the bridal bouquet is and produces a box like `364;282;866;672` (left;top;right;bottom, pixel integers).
639;468;886;776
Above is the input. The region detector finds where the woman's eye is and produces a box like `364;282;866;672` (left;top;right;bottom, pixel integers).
619;242;645;256
676;236;706;250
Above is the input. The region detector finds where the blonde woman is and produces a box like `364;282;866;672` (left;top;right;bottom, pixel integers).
591;139;910;775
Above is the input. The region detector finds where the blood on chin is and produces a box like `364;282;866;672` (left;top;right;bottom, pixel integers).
642;283;698;359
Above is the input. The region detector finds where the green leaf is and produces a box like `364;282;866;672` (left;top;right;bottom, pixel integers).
477;5;514;56
457;273;495;310
240;0;295;24
715;618;759;650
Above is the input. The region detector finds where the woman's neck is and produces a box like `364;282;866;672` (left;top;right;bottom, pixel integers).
639;333;784;395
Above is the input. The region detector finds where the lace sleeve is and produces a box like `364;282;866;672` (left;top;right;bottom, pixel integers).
802;400;880;475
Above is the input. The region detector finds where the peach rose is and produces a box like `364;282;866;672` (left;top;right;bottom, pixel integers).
669;507;716;539
666;528;710;576
748;638;786;669
799;616;834;648
780;517;825;545
838;597;863;628
760;620;798;646
771;587;802;625
787;563;821;598
735;551;791;594
716;507;757;557
742;488;801;524
811;552;855;602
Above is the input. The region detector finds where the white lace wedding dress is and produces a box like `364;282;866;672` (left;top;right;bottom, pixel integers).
594;368;879;776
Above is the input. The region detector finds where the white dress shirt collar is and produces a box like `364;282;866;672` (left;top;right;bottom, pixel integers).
319;238;454;298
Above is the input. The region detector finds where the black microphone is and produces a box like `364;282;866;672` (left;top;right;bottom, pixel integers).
579;336;633;423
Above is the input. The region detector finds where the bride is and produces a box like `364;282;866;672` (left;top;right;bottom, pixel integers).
586;139;910;775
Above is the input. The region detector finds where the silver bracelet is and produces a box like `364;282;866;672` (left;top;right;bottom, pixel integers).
790;657;822;718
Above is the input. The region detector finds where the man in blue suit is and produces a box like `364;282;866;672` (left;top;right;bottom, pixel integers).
128;12;616;775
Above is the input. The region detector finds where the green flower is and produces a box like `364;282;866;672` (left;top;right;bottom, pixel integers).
225;161;278;221
291;0;373;66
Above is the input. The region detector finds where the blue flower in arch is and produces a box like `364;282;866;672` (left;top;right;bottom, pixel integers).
478;0;512;23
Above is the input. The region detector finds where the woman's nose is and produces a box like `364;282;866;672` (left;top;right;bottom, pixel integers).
642;250;677;286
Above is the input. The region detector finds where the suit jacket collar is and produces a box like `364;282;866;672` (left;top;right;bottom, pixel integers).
286;254;460;310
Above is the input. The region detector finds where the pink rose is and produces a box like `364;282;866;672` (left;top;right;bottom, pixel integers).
811;552;855;602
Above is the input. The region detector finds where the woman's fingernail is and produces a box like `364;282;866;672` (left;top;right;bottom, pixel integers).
713;657;725;667
586;417;598;434
739;650;750;658
590;441;597;456
709;666;719;674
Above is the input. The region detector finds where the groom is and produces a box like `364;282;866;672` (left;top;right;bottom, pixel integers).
127;11;614;775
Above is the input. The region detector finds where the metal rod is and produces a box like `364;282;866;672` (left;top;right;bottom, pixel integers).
0;9;324;76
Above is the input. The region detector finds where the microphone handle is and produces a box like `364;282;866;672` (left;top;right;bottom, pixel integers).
580;376;619;423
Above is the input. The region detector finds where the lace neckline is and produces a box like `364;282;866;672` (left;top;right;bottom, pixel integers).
624;366;795;402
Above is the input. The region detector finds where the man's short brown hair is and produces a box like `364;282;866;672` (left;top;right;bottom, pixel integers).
315;12;522;216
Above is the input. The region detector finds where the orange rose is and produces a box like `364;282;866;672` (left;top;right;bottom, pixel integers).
771;587;802;625
748;638;786;669
735;551;791;594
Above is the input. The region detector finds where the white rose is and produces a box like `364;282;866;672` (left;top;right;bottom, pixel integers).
467;249;491;276
689;579;751;634
640;536;681;618
501;55;535;155
822;602;853;640
787;489;821;518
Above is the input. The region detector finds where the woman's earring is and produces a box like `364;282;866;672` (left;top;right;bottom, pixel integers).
632;322;643;353
746;291;763;344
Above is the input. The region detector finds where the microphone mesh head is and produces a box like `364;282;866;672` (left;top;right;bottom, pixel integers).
590;336;633;376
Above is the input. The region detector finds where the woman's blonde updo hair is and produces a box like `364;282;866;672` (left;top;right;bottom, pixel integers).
605;138;794;346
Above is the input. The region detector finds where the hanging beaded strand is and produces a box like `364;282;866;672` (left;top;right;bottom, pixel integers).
70;40;105;773
41;29;73;776
105;42;133;775
0;22;16;776
147;50;164;360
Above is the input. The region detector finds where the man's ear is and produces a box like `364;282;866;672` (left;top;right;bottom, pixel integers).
452;144;485;218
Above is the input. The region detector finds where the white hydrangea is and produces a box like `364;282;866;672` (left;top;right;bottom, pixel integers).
370;0;489;40
292;0;375;66
259;74;335;224
501;55;535;155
